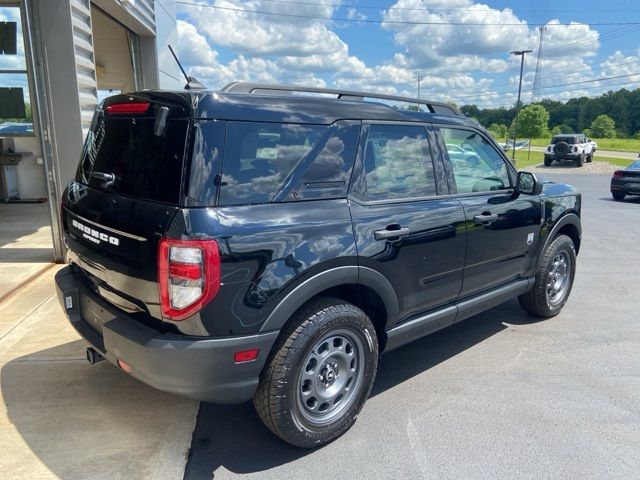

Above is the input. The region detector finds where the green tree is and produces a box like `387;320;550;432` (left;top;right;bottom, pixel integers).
550;125;562;136
589;114;616;137
488;123;508;138
511;104;550;139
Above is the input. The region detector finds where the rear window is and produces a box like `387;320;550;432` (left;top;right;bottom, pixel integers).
218;122;328;206
551;136;577;145
77;115;188;204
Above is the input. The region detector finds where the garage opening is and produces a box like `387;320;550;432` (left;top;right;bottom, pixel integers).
91;5;140;102
0;2;52;300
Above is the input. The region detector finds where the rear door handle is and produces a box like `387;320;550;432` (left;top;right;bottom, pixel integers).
473;213;498;225
374;227;411;240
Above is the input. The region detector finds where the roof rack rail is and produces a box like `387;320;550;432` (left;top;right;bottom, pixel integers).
221;82;462;116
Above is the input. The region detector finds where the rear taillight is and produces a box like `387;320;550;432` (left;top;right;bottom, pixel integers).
613;170;624;178
106;102;150;114
158;238;220;321
573;146;578;152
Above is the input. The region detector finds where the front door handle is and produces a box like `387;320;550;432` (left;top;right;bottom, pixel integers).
374;227;411;241
473;213;498;225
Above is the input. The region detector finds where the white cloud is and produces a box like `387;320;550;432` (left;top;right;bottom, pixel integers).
346;8;367;21
174;0;629;108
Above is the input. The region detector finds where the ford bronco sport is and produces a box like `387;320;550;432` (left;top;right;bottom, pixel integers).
56;83;581;448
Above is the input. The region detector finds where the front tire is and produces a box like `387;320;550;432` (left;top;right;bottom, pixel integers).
519;235;576;318
254;297;378;448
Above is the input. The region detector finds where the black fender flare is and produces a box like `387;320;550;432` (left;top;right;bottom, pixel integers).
259;266;399;333
539;212;581;263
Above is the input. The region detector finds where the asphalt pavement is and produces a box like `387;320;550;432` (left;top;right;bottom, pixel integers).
185;174;640;480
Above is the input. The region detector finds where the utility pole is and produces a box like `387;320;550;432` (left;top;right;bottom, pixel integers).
413;73;426;100
510;49;532;162
532;26;546;101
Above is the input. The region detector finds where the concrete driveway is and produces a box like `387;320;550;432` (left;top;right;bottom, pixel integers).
1;174;638;479
0;268;198;480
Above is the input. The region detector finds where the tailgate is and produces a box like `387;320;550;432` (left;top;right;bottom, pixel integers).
63;185;177;321
62;93;191;321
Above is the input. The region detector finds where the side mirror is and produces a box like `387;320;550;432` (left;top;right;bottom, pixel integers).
516;171;543;195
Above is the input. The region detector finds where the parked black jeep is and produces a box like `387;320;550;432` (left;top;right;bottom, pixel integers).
56;83;581;448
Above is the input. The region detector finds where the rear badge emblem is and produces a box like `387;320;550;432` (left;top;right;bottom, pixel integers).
71;219;120;246
527;233;534;246
65;296;73;310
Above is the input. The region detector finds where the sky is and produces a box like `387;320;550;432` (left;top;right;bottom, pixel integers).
175;0;640;108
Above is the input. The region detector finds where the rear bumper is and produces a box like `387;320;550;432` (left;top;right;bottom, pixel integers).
55;265;278;404
545;153;582;160
611;179;640;195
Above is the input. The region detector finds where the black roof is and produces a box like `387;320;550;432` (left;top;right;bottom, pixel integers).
108;85;478;129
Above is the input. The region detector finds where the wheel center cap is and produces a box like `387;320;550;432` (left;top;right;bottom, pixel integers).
320;363;338;386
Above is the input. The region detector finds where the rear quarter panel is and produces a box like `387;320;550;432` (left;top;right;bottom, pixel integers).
169;200;357;336
538;181;582;259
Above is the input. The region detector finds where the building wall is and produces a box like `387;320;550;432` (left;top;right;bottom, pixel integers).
155;0;183;89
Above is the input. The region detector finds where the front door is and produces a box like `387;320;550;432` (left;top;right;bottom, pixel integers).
435;126;542;298
349;123;467;325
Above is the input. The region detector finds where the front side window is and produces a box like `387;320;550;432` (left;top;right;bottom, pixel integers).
219;122;327;206
441;128;511;194
357;124;436;201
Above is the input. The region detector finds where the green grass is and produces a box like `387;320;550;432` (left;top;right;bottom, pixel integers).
508;149;633;169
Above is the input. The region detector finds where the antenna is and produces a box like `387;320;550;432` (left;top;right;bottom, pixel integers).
168;45;206;90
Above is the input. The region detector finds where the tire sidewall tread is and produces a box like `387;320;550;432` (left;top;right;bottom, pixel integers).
254;297;378;448
519;234;576;318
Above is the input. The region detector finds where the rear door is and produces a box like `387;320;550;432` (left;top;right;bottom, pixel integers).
434;125;542;298
62;95;191;320
349;123;467;326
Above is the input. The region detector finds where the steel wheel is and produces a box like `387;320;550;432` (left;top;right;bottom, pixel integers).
546;251;571;306
296;329;365;426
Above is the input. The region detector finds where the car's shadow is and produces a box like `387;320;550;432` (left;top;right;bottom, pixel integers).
183;298;542;477
599;196;640;204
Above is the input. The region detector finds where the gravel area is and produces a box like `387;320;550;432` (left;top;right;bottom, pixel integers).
523;160;619;175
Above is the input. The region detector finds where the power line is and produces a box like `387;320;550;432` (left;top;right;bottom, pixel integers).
461;80;640;107
541;25;640;58
236;0;640;14
175;2;640;26
455;72;640;100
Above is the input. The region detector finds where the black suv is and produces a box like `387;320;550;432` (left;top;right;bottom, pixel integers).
56;83;582;448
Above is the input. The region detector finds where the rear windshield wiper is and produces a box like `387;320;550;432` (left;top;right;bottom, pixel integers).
91;171;116;188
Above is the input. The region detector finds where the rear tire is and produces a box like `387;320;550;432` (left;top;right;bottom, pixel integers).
544;155;552;167
254;297;378;448
612;192;626;201
519;235;576;318
586;153;593;163
575;154;584;167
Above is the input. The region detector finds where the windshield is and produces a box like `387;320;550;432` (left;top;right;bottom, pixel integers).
551;137;578;145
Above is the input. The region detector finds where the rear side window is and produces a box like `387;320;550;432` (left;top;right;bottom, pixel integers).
356;124;436;201
77;116;188;204
219;122;328;206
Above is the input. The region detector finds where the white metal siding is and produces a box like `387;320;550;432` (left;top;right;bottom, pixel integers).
129;0;156;34
71;0;98;136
